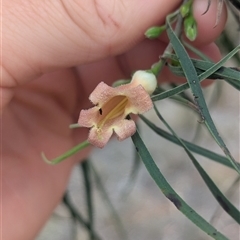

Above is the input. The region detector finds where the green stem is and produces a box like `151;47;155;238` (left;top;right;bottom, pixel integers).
42;140;90;165
151;8;183;77
183;40;211;61
69;123;81;129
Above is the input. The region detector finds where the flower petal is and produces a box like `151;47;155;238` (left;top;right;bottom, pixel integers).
124;85;153;114
88;126;113;148
113;119;136;141
78;107;99;127
89;82;117;106
79;76;154;148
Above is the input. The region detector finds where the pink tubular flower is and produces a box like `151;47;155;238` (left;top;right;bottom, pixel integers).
78;71;157;148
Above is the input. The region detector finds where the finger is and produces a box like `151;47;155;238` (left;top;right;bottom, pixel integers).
3;0;181;86
2;69;91;240
3;156;76;240
160;0;227;46
77;40;221;105
119;40;222;78
190;0;227;45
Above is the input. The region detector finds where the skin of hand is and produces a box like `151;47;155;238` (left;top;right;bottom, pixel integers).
1;0;226;239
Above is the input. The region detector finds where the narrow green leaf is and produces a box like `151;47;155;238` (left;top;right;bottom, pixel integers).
153;105;240;224
131;131;228;240
90;162;129;240
192;58;240;82
121;147;142;197
81;161;94;240
192;59;240;90
63;193;102;240
140;115;240;169
183;40;212;61
166;18;240;174
166;49;240;82
168;61;240;90
168;58;240;82
151;46;240;102
220;31;240;64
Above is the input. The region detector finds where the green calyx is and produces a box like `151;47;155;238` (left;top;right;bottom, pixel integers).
145;25;166;39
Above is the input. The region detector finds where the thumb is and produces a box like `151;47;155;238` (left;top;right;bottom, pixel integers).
3;0;180;85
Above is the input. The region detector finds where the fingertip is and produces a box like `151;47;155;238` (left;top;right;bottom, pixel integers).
191;0;227;46
159;0;227;46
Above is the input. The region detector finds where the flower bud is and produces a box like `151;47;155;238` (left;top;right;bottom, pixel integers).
180;0;193;18
145;26;166;39
131;71;157;95
184;15;197;41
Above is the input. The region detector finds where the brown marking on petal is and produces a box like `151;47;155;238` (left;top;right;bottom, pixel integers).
99;108;103;115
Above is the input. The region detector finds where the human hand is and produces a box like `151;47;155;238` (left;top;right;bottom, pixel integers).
2;0;226;239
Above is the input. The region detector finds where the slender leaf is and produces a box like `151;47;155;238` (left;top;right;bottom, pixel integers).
81;161;94;240
166;18;239;174
153;105;240;224
210;176;240;223
168;59;240;82
90;162;129;240
121;147;142;197
167;54;240;90
220;30;240;64
191;45;240;81
151;46;240;102
192;59;240;82
131;131;228;240
140;115;240;169
63;193;102;240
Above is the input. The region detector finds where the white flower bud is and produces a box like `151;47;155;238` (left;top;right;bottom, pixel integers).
131;70;157;95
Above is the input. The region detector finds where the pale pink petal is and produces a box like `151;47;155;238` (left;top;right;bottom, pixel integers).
89;82;118;106
79;79;153;148
88;126;113;148
112;83;131;93
124;85;153;114
78;107;99;127
113;119;136;141
95;82;153;115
